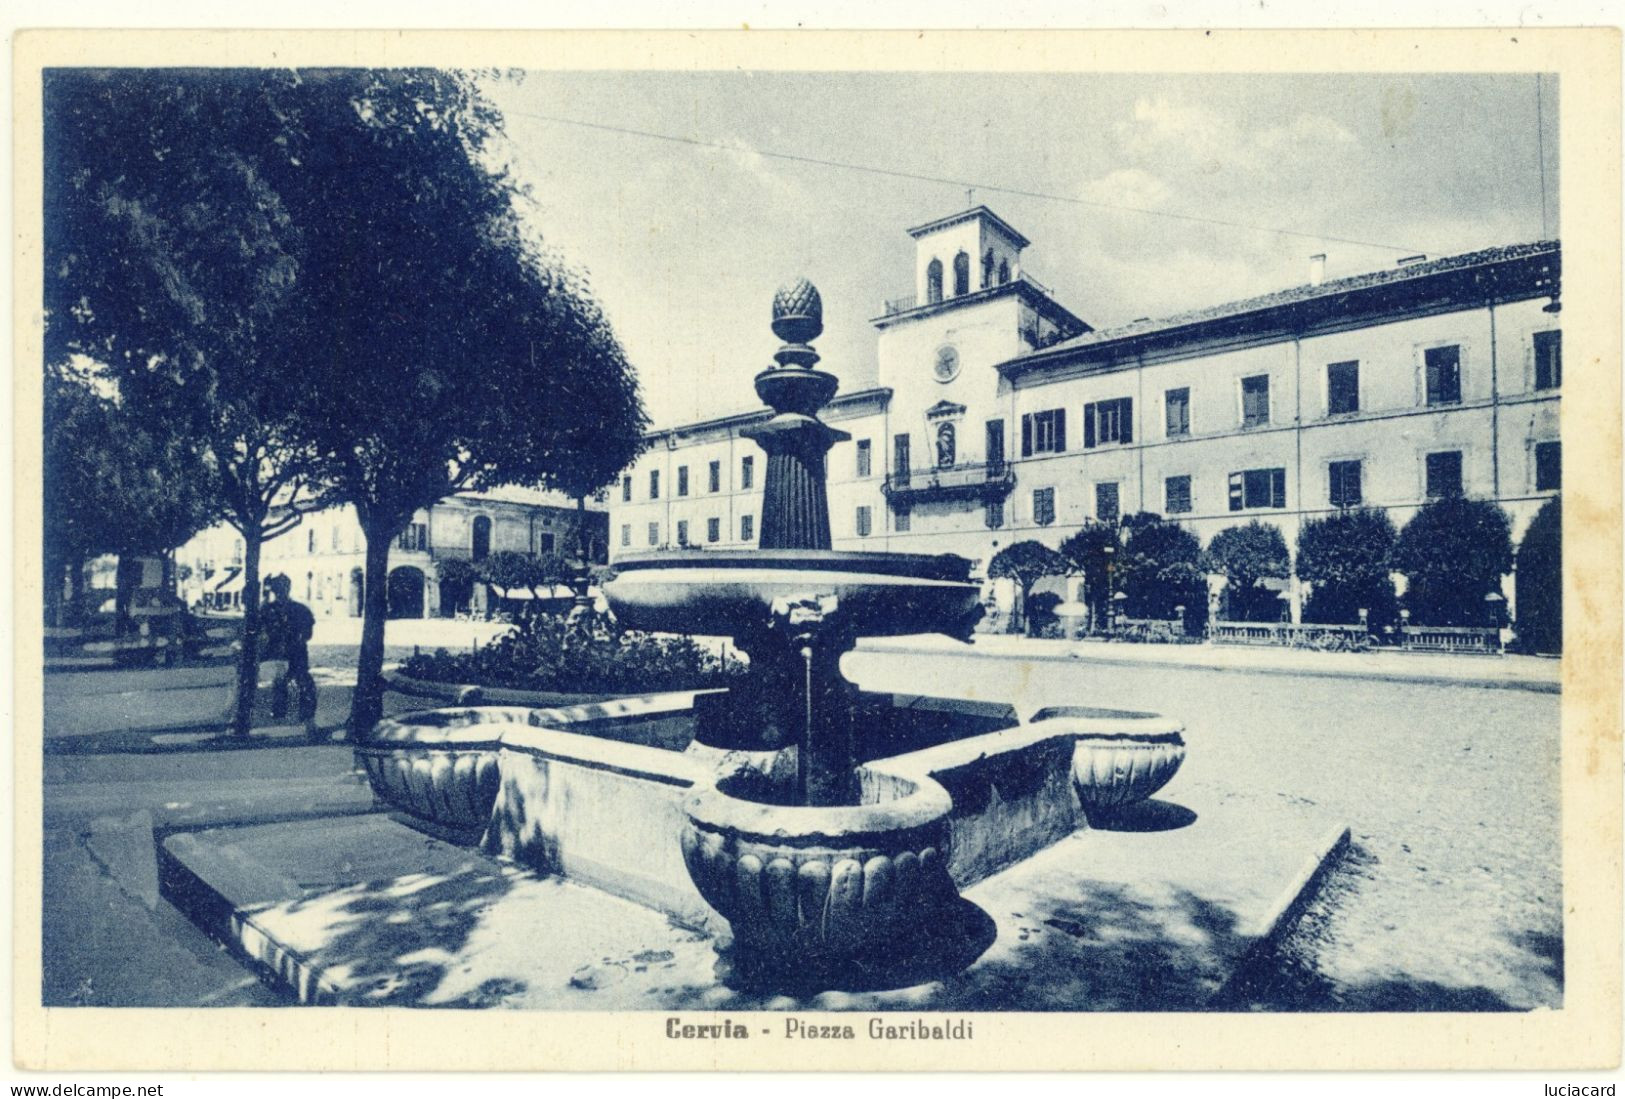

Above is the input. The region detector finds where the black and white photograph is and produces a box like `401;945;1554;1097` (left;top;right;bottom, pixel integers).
13;23;1621;1078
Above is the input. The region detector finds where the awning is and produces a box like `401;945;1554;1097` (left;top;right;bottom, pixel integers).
488;583;577;601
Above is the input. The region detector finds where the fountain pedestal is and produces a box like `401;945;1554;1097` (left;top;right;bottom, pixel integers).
601;277;988;985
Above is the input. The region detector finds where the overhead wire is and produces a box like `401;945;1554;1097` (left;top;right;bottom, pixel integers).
507;108;1446;256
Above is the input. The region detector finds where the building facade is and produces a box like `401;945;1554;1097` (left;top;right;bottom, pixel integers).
611;207;1562;621
180;486;609;619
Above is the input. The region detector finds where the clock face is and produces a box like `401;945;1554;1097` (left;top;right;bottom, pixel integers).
934;345;960;383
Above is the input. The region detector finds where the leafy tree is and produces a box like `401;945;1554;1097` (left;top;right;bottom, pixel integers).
1295;507;1400;629
45;70;646;737
434;556;480;617
1118;512;1207;632
1392;497;1514;626
43;365;217;627
1205;521;1290;622
265;72;647;738
477;550;573;607
1057;521;1121;627
987;540;1064;635
45;70;327;733
1514;496;1561;653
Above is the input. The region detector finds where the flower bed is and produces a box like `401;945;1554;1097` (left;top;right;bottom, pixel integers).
398;611;746;695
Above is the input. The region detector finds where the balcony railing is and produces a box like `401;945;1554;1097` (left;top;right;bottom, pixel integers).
882;460;1015;504
879;273;1057;318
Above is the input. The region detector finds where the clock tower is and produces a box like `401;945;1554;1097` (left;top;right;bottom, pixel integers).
870;207;1089;498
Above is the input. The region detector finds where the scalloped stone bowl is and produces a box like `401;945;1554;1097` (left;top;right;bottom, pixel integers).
1070;732;1188;823
359;707;534;830
679;769;958;977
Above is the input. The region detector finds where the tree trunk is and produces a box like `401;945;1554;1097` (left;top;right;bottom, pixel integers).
114;559;139;634
230;534;264;737
67;554;85;626
44;550;64;628
347;525;394;741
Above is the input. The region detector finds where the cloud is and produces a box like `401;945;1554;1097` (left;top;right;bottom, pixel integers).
716;134;809;204
1255;113;1359;152
1080;168;1172;211
1113;95;1361;174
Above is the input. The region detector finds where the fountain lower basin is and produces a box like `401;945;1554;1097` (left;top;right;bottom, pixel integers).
363;692;1186;981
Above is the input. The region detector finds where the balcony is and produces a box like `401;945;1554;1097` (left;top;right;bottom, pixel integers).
881;461;1016;506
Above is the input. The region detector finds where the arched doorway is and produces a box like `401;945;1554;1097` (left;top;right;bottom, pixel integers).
472;515;492;562
348;568;364;618
387;566;426;619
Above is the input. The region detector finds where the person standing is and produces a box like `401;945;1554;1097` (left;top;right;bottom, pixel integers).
262;573;320;739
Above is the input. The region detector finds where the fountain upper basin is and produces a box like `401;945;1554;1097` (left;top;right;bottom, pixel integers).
603;549;982;638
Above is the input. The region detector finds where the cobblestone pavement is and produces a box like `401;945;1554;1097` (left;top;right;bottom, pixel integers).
846;648;1563;1011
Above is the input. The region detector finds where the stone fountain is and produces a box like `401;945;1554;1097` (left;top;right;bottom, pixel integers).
331;280;1207;1001
603;279;993;980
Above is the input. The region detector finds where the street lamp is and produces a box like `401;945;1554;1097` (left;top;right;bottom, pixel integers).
1100;543;1116;632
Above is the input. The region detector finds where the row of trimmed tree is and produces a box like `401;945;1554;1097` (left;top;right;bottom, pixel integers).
435;552;587;617
987;495;1562;652
43;69;648;738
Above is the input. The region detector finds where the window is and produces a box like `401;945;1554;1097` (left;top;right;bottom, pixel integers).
1095;482;1120;523
1327;361;1360;416
1535;441;1561;491
649;470;660;500
308;529;316;554
1534;330;1562;391
997;259;1010;285
397;522;429;551
926;259;943;304
471;515;492;561
985;499;1005;529
982;250;996;287
741;456;754;490
856;439;872;478
1228;468;1286;511
953;251;970;296
622;475;632;502
620;524;630;548
1033;487;1056;526
676;520;689;547
707;517;720;543
1425;451;1463;499
677;466;689;497
935;423;956;468
539;532;556;555
1329;459;1363;508
1425;345;1462;405
985;420;1005;469
895;509;911;533
1020;409;1067;456
708;461;721;493
894;433;912;483
740;514;754;542
1084;398;1133;447
856;506;872;538
648;522;659;546
1165;475;1192;515
1241;375;1271;428
1165;388;1190;438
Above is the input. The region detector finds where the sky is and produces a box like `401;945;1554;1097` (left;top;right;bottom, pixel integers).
481;71;1559;429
